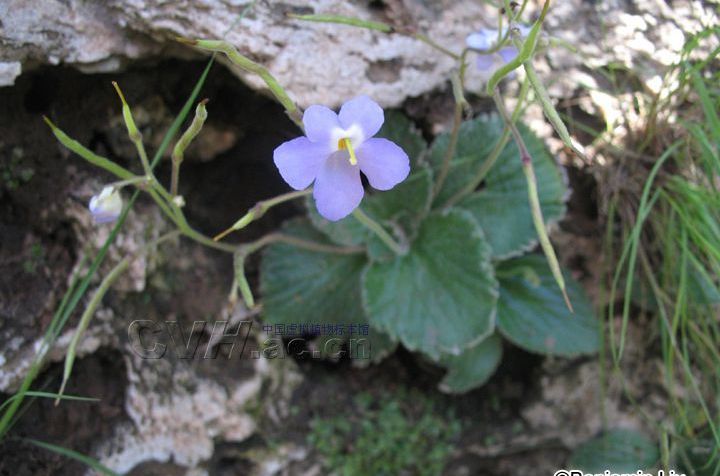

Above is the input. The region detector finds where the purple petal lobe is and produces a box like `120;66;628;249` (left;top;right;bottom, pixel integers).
313;151;364;221
356;138;410;191
466;29;498;50
273;137;328;190
476;54;496;72
88;186;122;224
303;105;340;144
338;95;384;139
498;47;519;64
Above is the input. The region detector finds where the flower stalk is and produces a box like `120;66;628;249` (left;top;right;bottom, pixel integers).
434;73;466;199
443;75;530;207
213;189;312;242
233;232;365;307
486;0;548;95
352;208;406;255
43;117;135;181
43;114;235;254
288;14;460;60
180;38;303;128
56;230;181;404
493;88;573;312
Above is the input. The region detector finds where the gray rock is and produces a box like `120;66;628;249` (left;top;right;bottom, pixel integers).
1;0;714;107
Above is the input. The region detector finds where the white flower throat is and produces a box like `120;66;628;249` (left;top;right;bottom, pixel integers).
330;124;364;165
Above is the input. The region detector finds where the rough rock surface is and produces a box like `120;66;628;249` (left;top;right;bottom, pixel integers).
2;0;715;107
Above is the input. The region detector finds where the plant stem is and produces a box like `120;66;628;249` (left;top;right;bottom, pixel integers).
412;33;460;60
493;88;572;311
486;0;549;95
233;232;364;307
214;189;312;241
287;14;460;60
57;230;181;403
352;208;405;255
183;39;303;128
434;66;472;200
43;117;135;181
110;176;151;189
443;76;530;207
434;101;463;199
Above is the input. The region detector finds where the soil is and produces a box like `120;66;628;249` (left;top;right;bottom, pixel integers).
0;59;607;475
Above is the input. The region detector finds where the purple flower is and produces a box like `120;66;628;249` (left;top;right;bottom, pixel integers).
273;96;410;221
466;25;531;74
88;186;123;224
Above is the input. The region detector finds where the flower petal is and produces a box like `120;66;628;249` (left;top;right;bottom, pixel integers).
89;186;123;224
273;137;328;190
357;138;410;191
313;151;364;221
476;54;496;72
498;47;519;64
303;105;340;144
338;95;384;140
466;28;498;50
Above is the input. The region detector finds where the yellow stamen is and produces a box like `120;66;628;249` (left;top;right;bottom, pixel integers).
338;138;358;165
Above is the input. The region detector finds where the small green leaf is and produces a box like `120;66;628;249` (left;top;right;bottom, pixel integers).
362;210;498;359
569;429;659;473
439;334;502;393
496;255;599;356
453;115;567;259
260;219;367;328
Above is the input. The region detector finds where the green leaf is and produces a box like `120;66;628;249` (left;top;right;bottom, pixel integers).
439;334;502;393
569;429;659;473
261;219;394;365
428;114;567;259
428;115;502;204
307;324;397;367
362;210;498;359
306;195;368;247
496;255;599;356
379;110;427;162
260;219;367;328
350;329;398;368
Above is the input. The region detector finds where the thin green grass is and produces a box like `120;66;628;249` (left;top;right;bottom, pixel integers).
25;439;120;476
0;59;214;438
602;27;720;473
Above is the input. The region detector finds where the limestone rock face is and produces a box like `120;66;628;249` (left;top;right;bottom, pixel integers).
1;0;471;106
2;0;714;107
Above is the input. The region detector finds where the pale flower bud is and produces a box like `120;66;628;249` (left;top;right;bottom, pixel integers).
88;186;123;224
